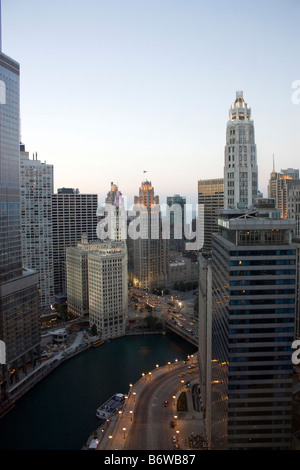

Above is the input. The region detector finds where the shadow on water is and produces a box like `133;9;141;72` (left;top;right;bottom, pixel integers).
0;333;196;450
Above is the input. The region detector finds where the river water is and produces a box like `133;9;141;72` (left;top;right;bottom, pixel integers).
0;332;196;450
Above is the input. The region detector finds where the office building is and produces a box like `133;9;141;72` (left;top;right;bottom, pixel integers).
0;9;40;406
268;168;300;225
224;91;258;209
66;235;103;317
52;188;98;295
88;241;128;340
20;145;54;309
198;179;224;252
131;180;168;290
210;200;296;449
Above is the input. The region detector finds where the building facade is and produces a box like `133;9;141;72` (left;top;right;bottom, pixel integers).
20;145;54;309
0;19;40;406
198;178;224;253
166;194;186;252
52;188;98;295
210;201;296;450
131;180;168;290
66;235;103;317
224;91;258;209
88;241;128;340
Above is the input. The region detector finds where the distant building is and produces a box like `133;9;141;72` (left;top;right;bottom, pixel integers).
268;168;300;231
168;255;198;287
166;194;186;252
131;180;168;290
224;91;258;209
52;188;98;295
198;178;224;253
20;145;54;309
88;241;128;340
210;201;296;450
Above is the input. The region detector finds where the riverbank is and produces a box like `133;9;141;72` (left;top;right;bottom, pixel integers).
0;328;170;419
82;356;205;451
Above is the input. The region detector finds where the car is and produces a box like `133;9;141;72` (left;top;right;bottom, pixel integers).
171;435;177;443
163;400;169;407
188;369;196;374
178;373;186;377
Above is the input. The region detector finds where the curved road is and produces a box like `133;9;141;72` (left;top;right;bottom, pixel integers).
124;364;189;450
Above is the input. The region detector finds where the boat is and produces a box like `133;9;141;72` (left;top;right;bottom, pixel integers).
92;339;104;347
96;393;126;419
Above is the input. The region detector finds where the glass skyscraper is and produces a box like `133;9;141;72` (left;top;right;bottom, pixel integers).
211;201;296;449
0;5;40;408
0;52;22;281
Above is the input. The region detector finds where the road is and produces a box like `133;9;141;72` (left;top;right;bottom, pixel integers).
123;363;189;450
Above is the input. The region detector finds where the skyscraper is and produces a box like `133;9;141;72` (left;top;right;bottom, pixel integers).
198;178;224;253
166;194;186;252
132;180;168;290
66;235;103;317
210;201;296;450
268;167;300;222
52;188;98;295
0;4;40;405
20;145;54;309
224;91;258;209
88;241;128;340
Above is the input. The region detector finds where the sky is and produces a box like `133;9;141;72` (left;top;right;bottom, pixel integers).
1;0;300;208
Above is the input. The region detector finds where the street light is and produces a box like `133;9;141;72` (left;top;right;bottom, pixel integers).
133;392;136;402
123;427;126;439
130;410;133;421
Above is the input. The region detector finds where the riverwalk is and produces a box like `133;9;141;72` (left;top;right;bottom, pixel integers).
83;357;206;451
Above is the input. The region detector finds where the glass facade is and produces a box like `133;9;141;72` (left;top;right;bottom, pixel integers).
211;217;296;450
0;53;22;281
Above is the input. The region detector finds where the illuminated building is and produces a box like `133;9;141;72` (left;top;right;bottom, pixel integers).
224;91;258;209
88;241;128;339
66;235;104;317
131;180;168;290
268;167;300;222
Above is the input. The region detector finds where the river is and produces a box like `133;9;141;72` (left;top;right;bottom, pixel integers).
0;332;197;450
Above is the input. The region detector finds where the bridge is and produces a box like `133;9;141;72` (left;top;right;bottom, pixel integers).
162;314;198;347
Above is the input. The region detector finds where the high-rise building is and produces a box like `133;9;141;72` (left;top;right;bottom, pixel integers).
131;180;168;290
52;188;98;295
88;241;128;339
198;179;224;253
0;6;40;405
294;237;300;341
210;200;296;450
66;235;103;317
224;91;258;209
20;145;54;309
166;194;186;252
268;168;300;224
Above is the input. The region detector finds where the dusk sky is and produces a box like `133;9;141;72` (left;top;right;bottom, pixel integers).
2;0;300;208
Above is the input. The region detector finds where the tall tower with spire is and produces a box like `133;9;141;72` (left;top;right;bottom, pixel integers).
224;91;258;209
